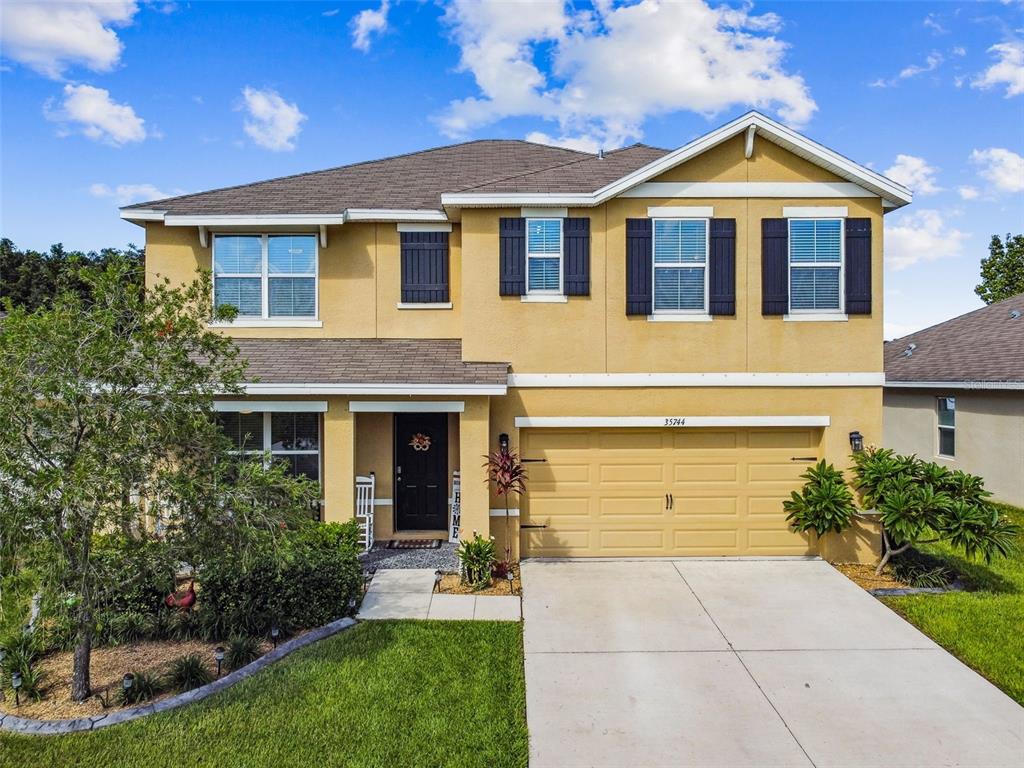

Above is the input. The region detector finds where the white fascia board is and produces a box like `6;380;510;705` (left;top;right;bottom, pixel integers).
244;383;506;396
884;380;1024;391
120;208;165;222
441;192;595;207
165;213;345;227
345;209;448;222
783;206;849;218
621;182;874;199
396;222;452;232
349;401;465;413
647;205;714;217
507;372;884;388
214;400;328;413
514;415;831;428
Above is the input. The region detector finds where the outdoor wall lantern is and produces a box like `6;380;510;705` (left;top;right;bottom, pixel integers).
849;431;864;453
214;647;225;678
11;671;22;707
498;433;510;452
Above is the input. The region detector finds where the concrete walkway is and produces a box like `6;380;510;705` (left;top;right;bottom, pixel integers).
357;568;521;621
522;559;1024;768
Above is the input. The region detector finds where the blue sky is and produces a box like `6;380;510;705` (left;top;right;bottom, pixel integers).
1;0;1022;338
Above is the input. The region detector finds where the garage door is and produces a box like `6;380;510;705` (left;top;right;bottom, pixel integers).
520;428;819;557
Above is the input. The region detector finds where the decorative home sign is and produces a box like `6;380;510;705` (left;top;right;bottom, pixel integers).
409;432;432;451
449;471;462;543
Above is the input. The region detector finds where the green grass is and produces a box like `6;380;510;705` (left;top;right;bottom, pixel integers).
1;620;528;768
883;503;1024;705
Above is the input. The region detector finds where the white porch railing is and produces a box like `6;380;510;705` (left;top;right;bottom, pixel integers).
355;473;375;552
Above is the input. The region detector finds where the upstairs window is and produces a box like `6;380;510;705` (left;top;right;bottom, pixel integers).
653;218;708;313
217;411;321;482
937;396;955;458
789;219;842;312
526;218;562;294
214;234;317;319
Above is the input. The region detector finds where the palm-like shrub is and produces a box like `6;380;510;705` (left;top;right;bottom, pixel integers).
166;653;213;691
119;669;163;705
225;635;261;671
784;460;857;537
458;531;496;589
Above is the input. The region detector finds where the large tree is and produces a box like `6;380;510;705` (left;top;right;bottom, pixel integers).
975;233;1024;304
0;260;249;701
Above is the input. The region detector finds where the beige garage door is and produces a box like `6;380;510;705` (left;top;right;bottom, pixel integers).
520;428;820;558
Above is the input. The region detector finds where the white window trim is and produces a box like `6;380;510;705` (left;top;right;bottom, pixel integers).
646;313;712;323
936;396;956;458
783;313;848;322
520;294;567;303
788;218;844;316
225;411;322;480
652;217;710;316
396;302;453;310
525;217;563;296
213;233;319;321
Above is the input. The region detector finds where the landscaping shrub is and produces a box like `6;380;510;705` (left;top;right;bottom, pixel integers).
166;653;213;692
144;608;173;641
784;460;857;537
0;630;45;701
225;635;261;671
119;669;163;705
169;609;203;642
107;611;147;645
458;532;496;589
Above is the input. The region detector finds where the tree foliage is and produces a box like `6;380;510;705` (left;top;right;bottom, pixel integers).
783;460;857;537
975;233;1024;304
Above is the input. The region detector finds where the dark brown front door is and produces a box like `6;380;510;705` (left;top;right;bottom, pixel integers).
394;413;448;531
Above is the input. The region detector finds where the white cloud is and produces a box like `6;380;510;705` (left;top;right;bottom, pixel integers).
44;84;147;145
972;41;1024;97
952;46;966;57
238;86;306;151
350;1;390;52
89;182;182;205
438;0;816;149
525;130;601;153
883;154;941;195
922;14;947;35
323;8;340;17
0;1;138;79
958;185;979;200
970;147;1024;193
885;209;968;271
898;52;943;80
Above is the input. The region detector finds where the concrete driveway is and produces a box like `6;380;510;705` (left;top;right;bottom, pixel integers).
521;559;1024;768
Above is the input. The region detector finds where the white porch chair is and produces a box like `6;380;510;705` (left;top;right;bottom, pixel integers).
355;473;376;552
449;470;461;543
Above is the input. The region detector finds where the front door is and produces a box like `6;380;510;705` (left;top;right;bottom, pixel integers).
394;413;449;531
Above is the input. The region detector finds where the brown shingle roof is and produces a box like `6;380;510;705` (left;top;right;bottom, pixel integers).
884;294;1024;384
123;140;668;215
234;338;508;387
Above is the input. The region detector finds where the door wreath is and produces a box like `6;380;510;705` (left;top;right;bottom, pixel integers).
409;433;432;451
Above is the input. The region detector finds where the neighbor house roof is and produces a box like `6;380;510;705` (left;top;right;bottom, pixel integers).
884;294;1024;389
232;338;509;395
120;111;912;227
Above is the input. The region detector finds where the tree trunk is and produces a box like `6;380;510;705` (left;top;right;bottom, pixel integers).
71;614;93;701
504;497;511;564
875;529;911;575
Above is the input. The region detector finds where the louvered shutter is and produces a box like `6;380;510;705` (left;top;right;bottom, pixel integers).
709;218;736;316
400;231;449;303
626;218;653;315
563;218;590;296
844;218;872;314
499;217;526;296
762;218;789;315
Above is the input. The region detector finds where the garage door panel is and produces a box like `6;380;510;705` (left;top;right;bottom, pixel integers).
521;428;819;558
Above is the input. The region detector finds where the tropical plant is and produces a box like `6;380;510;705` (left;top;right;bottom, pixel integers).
0;630;44;702
225;635;261;671
106;611;147;646
457;531;496;590
783;460;857;537
166;653;213;692
484;447;527;565
851;448;1019;574
119;669;163;705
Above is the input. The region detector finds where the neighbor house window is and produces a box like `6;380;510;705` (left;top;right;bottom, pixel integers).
789;219;842;312
213;234;317;319
937;396;955;458
217;411;321;482
526;218;562;294
653;218;708;313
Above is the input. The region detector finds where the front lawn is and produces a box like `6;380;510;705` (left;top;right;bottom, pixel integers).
1;620;528;768
883;503;1024;705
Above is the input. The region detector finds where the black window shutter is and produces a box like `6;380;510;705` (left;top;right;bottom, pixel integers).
400;231;449;303
845;218;872;315
626;218;653;316
563;217;590;296
499;218;526;296
762;218;788;315
709;218;736;316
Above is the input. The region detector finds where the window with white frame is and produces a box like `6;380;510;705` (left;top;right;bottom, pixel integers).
213;234;317;319
653;218;708;313
937;396;955;458
789;219;842;312
526;218;562;294
217;411;321;481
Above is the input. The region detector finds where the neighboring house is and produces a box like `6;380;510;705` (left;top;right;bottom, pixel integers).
884;294;1024;506
121;111;911;562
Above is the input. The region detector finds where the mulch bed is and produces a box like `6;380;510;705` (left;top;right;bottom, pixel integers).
832;562;910;591
436;565;521;596
1;636;272;721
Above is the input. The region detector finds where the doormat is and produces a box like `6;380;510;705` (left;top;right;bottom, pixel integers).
387;539;442;550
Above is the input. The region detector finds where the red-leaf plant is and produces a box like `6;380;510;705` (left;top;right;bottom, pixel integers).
483;447;527;565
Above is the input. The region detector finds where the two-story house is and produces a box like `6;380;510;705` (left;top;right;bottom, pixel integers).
121;112;911;563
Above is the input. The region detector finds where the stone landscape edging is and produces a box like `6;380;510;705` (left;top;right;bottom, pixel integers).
0;616;357;736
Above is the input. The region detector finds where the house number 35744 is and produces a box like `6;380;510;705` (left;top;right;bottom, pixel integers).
663;417;686;427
